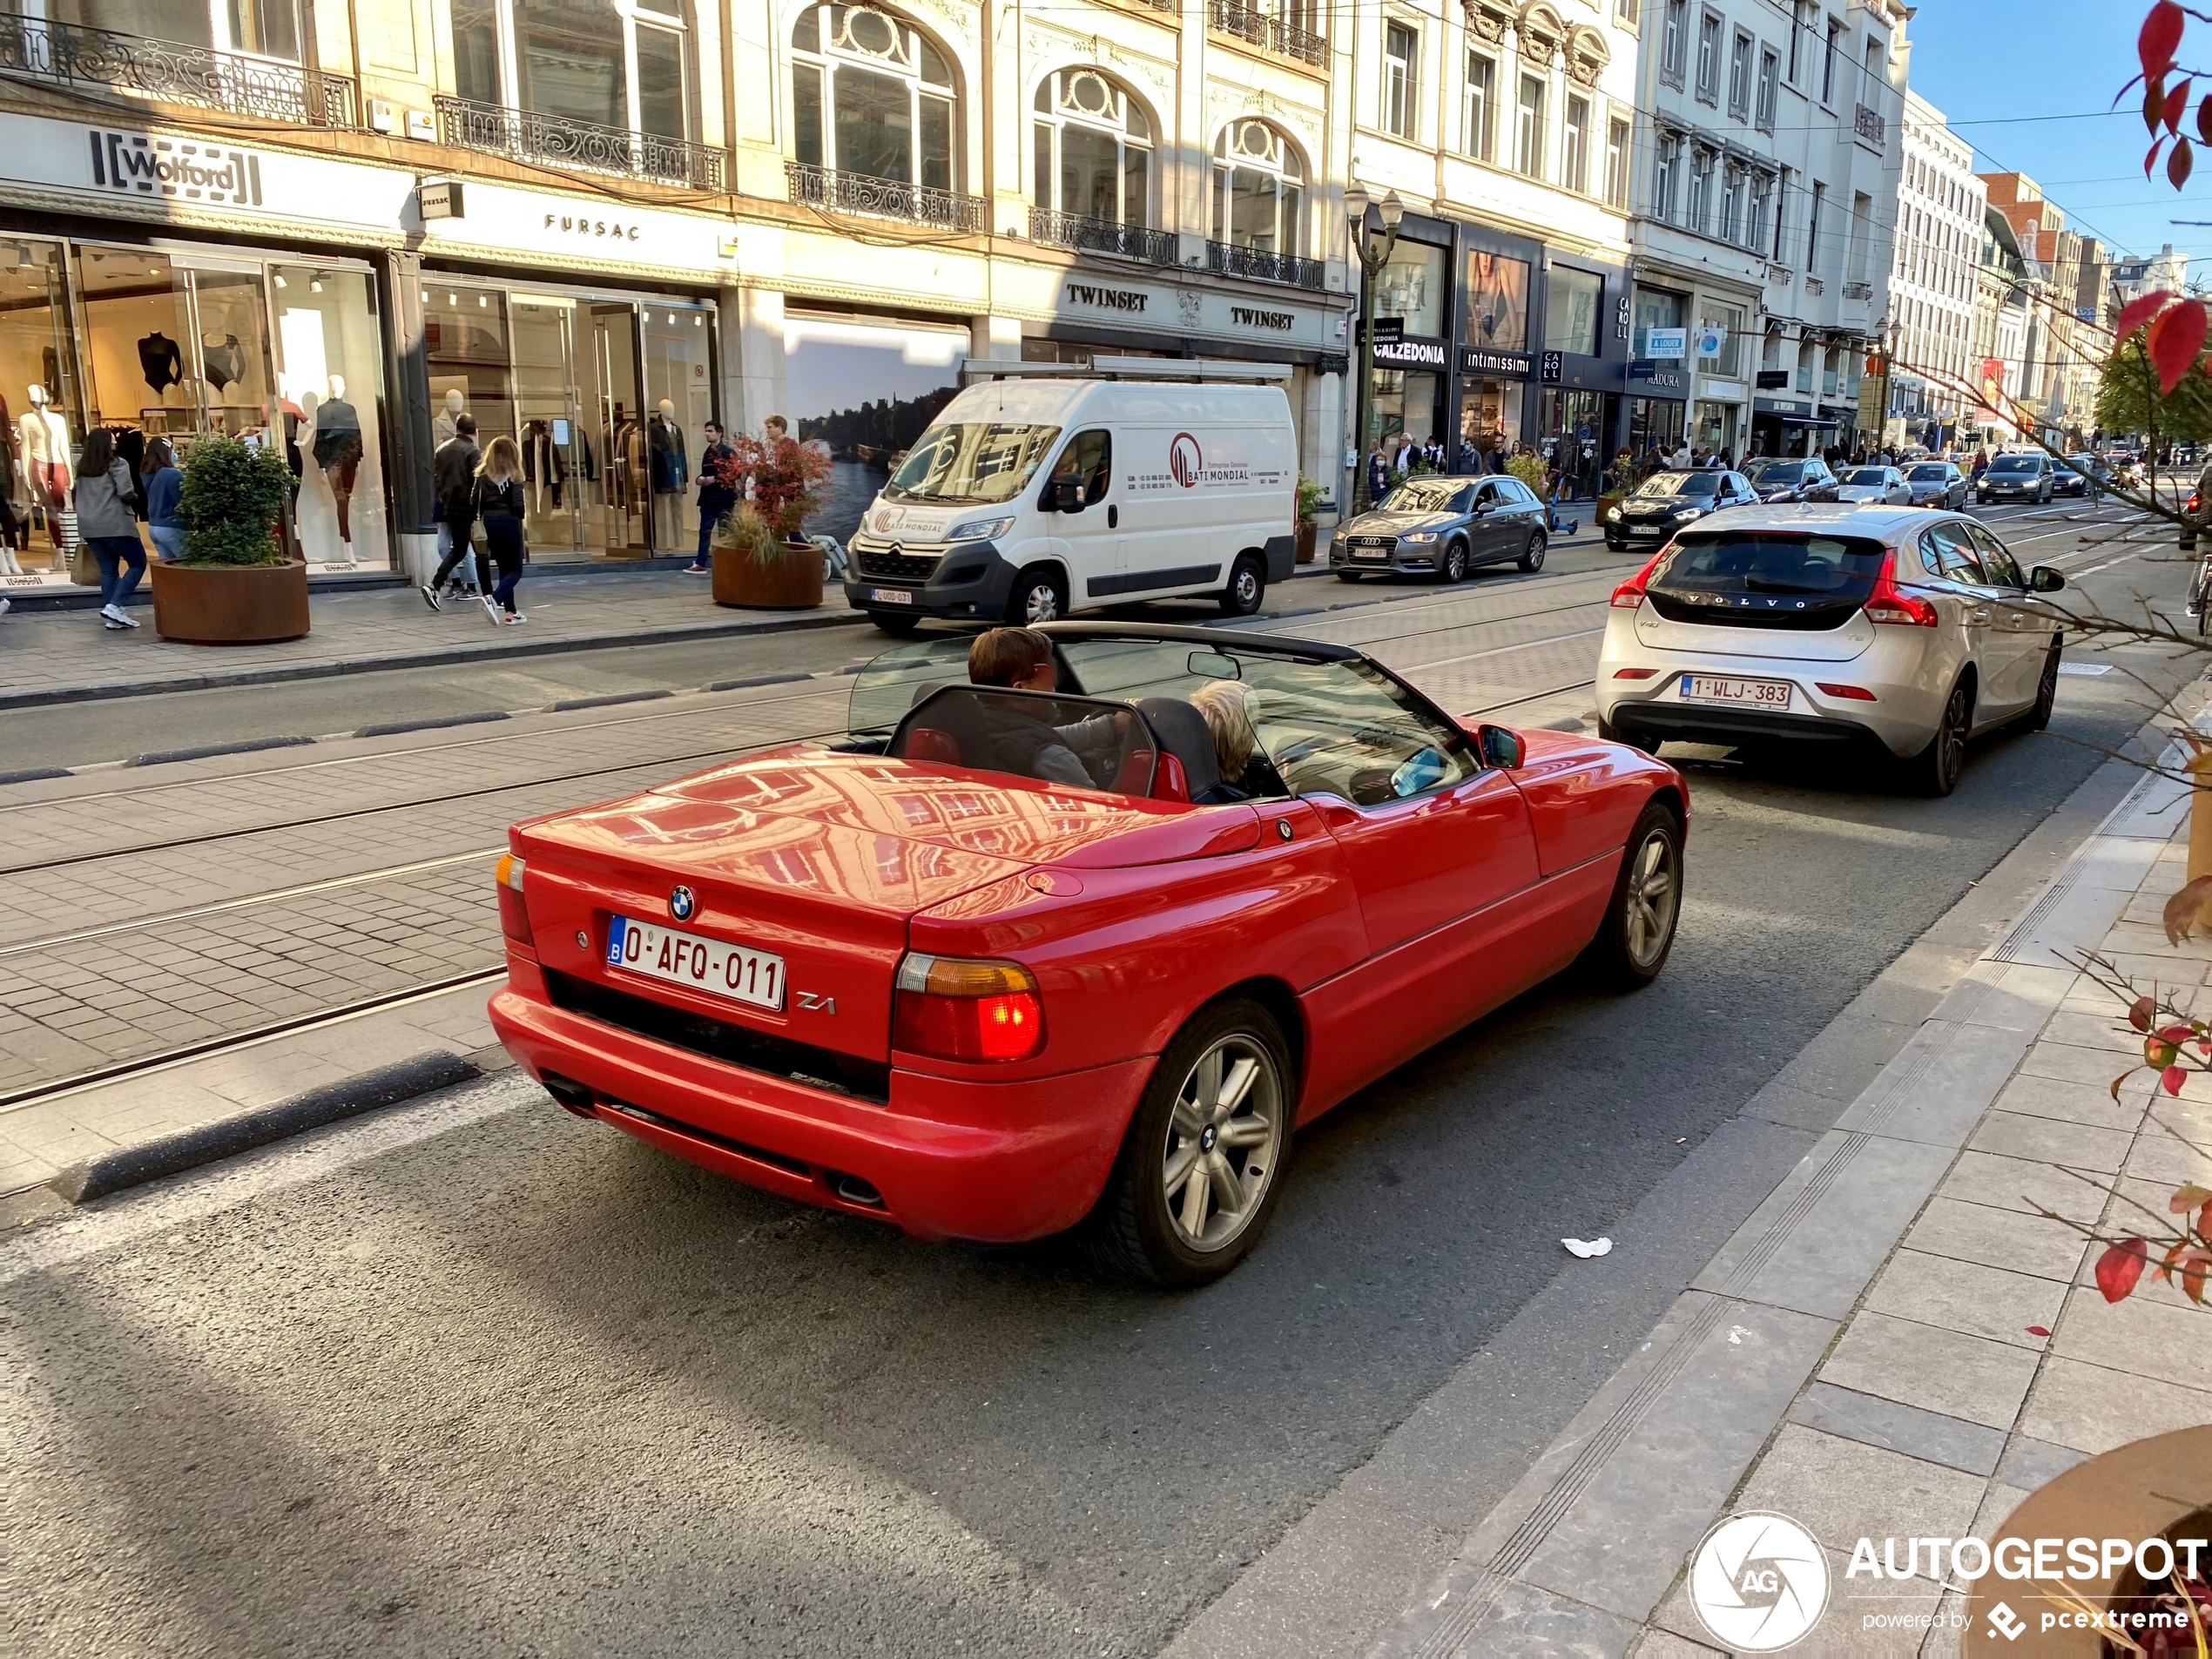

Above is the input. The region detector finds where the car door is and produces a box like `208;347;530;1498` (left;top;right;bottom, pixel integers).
1962;520;2049;710
1466;478;1510;563
1919;520;2022;719
1047;428;1122;599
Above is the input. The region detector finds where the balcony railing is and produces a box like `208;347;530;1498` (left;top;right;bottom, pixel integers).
436;95;723;189
1853;103;1887;148
1030;208;1177;265
1205;239;1326;290
1804;275;1825;297
0;16;354;126
1206;0;1326;68
1842;280;1873;301
786;160;986;233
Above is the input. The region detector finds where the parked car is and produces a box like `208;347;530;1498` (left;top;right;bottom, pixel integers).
1976;452;2054;504
1332;473;1548;582
489;624;1687;1285
1596;506;2068;796
1743;457;1842;504
2050;455;2109;497
1605;469;1762;551
844;369;1297;633
1903;462;1968;509
1837;466;1913;505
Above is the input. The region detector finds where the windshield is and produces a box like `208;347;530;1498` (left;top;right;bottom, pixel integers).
1989;455;2039;474
1745;461;1809;483
1380;479;1469;514
1634;471;1722;498
1647;532;1890;631
1845;469;1889;485
885;421;1061;504
1907;464;1949;481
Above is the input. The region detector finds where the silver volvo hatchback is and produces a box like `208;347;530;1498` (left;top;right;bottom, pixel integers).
1595;506;2067;794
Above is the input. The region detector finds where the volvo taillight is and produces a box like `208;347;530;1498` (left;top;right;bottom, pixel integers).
1611;549;1669;608
1862;550;1939;627
495;852;534;947
893;954;1044;1062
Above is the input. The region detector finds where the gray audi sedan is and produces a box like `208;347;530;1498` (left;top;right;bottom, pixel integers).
1332;474;1550;583
1903;461;1967;509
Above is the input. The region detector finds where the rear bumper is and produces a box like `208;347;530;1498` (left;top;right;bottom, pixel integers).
1605;700;1885;751
489;964;1150;1243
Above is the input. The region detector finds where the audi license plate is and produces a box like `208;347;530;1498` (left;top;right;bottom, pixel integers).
606;914;786;1012
1681;674;1792;710
870;587;914;605
1352;545;1392;562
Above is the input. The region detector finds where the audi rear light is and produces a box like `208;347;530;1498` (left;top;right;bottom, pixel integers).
1611;549;1669;609
894;954;1044;1062
1862;550;1939;627
495;852;534;947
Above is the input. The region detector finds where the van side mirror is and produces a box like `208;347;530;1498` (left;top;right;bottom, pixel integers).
1479;725;1523;769
2030;565;2067;592
1049;476;1084;515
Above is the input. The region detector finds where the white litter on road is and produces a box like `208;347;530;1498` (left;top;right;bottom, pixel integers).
2057;662;2114;676
1561;1236;1613;1258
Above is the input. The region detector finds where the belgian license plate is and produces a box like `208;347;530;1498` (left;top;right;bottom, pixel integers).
870;587;914;605
1682;674;1791;709
1352;545;1391;562
607;914;786;1011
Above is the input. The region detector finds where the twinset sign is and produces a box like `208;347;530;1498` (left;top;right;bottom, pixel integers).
1229;304;1296;332
1065;281;1149;314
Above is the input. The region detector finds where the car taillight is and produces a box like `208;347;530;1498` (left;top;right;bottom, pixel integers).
894;954;1044;1062
1611;549;1668;608
1612;667;1661;679
1817;683;1878;701
495;852;534;947
2191;492;2202;516
1862;550;1939;627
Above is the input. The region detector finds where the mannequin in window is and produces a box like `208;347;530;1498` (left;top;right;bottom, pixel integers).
311;374;363;545
138;331;183;395
434;388;466;448
202;334;246;395
649;399;688;547
18;384;71;555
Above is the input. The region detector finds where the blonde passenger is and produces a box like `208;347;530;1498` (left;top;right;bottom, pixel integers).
1190;679;1260;799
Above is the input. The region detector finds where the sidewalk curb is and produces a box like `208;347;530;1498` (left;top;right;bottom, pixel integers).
48;1049;483;1204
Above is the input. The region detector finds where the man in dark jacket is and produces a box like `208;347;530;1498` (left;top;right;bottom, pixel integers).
421;415;481;609
685;421;738;573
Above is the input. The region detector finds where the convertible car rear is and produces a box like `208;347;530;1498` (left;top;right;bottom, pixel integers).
489;624;1688;1285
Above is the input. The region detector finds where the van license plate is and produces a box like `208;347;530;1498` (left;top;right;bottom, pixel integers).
607;914;786;1012
1682;674;1791;709
870;587;914;605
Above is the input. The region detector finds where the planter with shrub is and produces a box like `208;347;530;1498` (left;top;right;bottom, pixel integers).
1295;475;1325;563
711;503;825;609
150;434;307;644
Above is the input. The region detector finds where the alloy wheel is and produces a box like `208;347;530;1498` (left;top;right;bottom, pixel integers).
1443;542;1468;582
1161;1035;1285;1253
1934;685;1969;790
1622;827;1679;971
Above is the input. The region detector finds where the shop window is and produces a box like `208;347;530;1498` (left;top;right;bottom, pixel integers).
270;266;389;570
1377;240;1447;337
1463;50;1494;162
1699;303;1744;377
1032;69;1151;227
0;239;81;583
43;0;300;57
1466;250;1529;351
642;303;715;556
1211;121;1303;253
449;0;691;143
1632;287;1683;357
1543;266;1602;356
792;3;958;192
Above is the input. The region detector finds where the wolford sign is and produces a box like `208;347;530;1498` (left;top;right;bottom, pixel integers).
88;128;261;206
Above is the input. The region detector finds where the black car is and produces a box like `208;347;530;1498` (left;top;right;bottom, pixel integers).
2050;455;2109;497
1977;453;2053;504
1604;469;1762;551
1741;457;1841;504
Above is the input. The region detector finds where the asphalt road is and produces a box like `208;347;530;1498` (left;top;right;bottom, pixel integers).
3;502;2200;1659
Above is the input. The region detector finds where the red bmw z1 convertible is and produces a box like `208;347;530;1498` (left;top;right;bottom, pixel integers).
489;624;1688;1285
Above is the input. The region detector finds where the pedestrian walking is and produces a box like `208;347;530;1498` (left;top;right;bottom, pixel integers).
1366;440;1389;502
142;437;184;561
685;420;738;573
75;427;144;631
421;415;482;609
473;435;529;625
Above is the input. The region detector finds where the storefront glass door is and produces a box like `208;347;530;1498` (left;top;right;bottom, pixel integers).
642;303;712;556
510;294;583;559
0;238;83;583
582;300;645;558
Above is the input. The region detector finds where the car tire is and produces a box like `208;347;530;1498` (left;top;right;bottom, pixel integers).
1219;552;1266;616
1083;996;1295;1288
1578;799;1683;992
1905;678;1973;797
869;611;921;636
1517;532;1547;573
1006;565;1068;624
1605;534;1625;552
2027;644;2059;732
1441;540;1469;583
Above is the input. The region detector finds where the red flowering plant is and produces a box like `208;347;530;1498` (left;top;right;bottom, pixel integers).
728;433;833;542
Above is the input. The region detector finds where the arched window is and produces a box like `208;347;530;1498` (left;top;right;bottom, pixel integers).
1032;69;1150;227
792;3;957;192
1211;120;1302;253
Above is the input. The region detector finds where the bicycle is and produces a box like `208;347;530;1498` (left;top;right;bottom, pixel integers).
2188;491;2212;635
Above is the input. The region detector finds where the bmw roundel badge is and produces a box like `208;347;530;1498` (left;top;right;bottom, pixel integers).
669;886;697;922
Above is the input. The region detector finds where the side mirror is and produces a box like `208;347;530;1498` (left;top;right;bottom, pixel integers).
1479;725;1524;769
2030;565;2067;592
1049;476;1084;514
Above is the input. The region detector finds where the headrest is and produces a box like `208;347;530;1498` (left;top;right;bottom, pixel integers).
1135;697;1222;799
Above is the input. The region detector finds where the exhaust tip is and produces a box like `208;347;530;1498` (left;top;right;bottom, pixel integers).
830;1171;884;1208
542;1074;598;1119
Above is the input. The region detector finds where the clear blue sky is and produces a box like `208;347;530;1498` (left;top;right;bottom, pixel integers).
1906;0;2212;278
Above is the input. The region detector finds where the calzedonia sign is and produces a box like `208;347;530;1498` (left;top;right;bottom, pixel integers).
1375;338;1449;368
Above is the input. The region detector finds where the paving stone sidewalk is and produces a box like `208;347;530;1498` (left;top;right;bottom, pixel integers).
1373;722;2212;1658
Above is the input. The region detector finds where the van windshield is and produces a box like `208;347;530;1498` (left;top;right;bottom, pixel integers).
885;422;1062;505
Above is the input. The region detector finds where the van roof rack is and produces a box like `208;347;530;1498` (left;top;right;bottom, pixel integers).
959;356;1293;383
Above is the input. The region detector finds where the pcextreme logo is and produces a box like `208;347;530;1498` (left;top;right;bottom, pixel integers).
1689;1511;1831;1651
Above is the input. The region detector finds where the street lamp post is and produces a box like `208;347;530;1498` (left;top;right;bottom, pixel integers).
1345;184;1406;516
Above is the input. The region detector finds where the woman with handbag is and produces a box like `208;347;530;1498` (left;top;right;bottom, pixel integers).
472;435;529;625
75;428;145;630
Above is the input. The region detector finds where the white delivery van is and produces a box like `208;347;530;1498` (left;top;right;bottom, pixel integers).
840;360;1298;632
